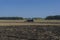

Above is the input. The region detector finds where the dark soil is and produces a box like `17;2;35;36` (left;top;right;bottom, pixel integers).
0;25;60;40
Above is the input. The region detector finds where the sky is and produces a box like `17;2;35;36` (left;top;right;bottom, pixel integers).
0;0;60;18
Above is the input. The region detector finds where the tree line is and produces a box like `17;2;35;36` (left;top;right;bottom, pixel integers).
0;17;23;20
45;15;60;20
0;15;60;20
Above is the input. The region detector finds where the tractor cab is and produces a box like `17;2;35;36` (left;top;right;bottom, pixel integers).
26;18;34;22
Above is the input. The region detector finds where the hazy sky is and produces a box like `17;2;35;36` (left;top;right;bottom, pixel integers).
0;0;60;18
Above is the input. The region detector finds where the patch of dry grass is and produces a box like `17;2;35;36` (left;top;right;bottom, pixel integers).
34;20;60;22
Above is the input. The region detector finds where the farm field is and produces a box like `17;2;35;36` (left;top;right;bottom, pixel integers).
0;20;60;26
0;20;60;23
0;20;60;40
0;25;60;40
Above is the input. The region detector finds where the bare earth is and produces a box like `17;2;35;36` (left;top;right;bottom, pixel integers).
0;20;60;40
